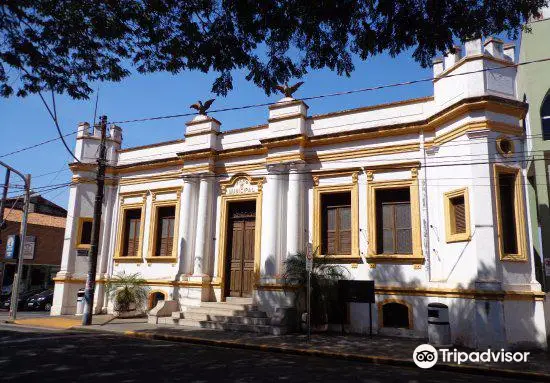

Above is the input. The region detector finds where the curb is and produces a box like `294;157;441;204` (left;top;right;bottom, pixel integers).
123;330;550;381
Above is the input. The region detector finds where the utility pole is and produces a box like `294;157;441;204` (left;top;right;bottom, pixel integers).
82;115;108;326
0;160;32;322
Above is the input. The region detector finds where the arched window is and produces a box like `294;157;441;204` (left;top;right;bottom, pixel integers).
148;291;166;310
542;91;550;140
381;302;410;328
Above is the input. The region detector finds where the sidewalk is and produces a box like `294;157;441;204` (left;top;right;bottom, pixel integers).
5;315;550;380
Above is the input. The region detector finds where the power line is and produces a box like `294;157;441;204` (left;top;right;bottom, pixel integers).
0;129;82;159
2;56;549;162
109;56;550;125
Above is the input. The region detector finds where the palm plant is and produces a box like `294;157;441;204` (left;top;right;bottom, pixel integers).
282;250;349;327
105;272;150;313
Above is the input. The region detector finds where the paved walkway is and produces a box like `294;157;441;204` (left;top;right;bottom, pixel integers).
4;314;550;380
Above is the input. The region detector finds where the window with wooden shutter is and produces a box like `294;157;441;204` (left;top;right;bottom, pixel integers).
450;195;466;234
376;188;412;255
444;188;471;243
123;208;142;257
76;218;93;249
494;165;526;261
321;192;352;255
498;173;518;254
155;206;176;257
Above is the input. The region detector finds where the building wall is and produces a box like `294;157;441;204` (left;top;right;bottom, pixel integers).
517;10;550;290
52;38;547;349
0;210;65;290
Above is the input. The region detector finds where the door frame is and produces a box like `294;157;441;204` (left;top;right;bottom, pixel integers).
216;175;264;301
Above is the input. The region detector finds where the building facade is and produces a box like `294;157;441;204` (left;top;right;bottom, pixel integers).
53;37;547;349
1;196;66;295
517;7;550;291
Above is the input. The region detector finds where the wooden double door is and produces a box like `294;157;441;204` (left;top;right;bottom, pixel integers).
225;201;256;298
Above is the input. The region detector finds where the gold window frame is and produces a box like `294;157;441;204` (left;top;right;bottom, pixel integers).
377;299;414;330
493;164;527;262
75;217;93;250
367;175;423;264
146;188;181;263
114;192;146;262
443;187;471;243
216;174;264;300
313;172;359;260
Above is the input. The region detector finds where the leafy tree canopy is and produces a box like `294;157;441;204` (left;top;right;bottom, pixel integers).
1;0;546;99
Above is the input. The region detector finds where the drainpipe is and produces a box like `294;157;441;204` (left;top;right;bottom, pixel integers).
420;129;433;281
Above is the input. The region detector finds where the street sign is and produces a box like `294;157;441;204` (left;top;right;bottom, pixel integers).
5;235;19;260
22;236;36;260
305;243;313;272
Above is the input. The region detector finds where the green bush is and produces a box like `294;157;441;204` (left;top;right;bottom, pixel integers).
105;272;149;313
282;250;349;326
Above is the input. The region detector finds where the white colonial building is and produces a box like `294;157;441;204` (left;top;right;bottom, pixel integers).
52;38;547;350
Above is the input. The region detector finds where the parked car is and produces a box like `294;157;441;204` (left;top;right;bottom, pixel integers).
26;290;54;311
1;289;43;311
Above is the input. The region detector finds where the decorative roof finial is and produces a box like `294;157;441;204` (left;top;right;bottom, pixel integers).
190;99;215;115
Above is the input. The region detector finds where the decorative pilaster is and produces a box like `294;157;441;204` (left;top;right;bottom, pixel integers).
286;162;306;258
467;128;507;349
193;176;213;277
179;177;198;276
260;164;286;279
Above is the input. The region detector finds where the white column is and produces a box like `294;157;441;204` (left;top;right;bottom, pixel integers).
193;176;212;276
58;185;79;276
180;178;198;276
94;185;116;313
260;165;283;277
286;163;305;257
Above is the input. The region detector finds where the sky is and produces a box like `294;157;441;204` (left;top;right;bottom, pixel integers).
0;49;436;210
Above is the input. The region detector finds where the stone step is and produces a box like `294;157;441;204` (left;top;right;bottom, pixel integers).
178;319;281;334
182;311;271;325
199;301;257;311
225;297;253;304
185;306;250;317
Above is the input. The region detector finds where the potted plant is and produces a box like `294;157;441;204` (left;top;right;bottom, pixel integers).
105;272;150;318
282;250;349;331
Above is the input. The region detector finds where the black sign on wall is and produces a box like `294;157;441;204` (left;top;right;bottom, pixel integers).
337;280;375;336
337;280;375;303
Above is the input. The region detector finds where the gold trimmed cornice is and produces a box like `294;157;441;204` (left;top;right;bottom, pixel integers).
215;162;265;174
118;172;181;186
265;152;305;165
217;146;267;160
69;96;526;176
178;149;217;161
308;142;420;163
71;176;118;186
260;134;308;149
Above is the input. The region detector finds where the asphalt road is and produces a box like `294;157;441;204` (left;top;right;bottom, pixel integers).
0;326;531;383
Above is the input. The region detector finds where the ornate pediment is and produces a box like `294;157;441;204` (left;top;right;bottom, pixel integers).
220;174;264;195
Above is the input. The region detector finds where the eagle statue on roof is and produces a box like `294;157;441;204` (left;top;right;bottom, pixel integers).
190;99;215;115
275;81;304;98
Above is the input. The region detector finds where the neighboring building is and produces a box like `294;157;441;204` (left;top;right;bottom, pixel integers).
0;195;67;294
517;6;550;291
53;37;547;350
